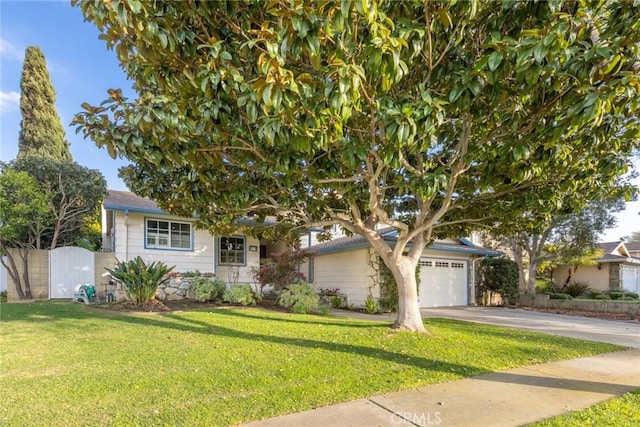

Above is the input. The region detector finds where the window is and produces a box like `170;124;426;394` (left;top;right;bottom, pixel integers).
419;260;433;267
451;262;465;268
145;218;192;250
219;236;246;265
435;261;449;268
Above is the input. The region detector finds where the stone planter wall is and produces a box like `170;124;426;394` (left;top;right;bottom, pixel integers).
156;277;196;301
520;294;640;315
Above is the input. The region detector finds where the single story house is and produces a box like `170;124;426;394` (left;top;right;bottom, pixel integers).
102;190;289;285
552;241;640;294
102;190;500;307
309;229;500;308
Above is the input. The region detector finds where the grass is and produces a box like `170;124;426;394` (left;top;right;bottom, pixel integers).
0;302;624;426
530;389;640;426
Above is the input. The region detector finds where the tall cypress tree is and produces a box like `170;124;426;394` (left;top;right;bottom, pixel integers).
17;46;72;161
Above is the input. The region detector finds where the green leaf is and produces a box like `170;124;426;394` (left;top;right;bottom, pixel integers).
437;9;452;29
487;51;503;71
533;43;548;63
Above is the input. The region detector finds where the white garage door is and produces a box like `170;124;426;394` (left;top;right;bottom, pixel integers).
622;266;640;294
418;258;468;308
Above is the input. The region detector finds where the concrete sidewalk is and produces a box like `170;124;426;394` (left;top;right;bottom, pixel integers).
242;349;640;427
242;308;640;427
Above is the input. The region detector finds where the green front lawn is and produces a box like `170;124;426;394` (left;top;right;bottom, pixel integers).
0;302;623;426
529;389;640;426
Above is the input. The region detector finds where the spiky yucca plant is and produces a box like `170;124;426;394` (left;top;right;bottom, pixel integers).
106;257;174;306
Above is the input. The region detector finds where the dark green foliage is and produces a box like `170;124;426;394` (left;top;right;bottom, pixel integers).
588;290;609;300
192;277;227;302
561;281;591;298
223;283;260;306
624;292;639;300
480;258;520;302
17;46;71;161
608;291;624;300
106;257;175;306
378;260;399;312
278;282;319;313
0;166;51;299
12;156;106;249
549;293;573;300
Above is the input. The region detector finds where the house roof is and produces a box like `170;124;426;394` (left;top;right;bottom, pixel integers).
311;227;501;257
598;241;633;258
103;189;165;214
594;241;640;265
624;241;640;252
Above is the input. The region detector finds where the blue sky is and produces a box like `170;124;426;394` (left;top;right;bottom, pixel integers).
0;0;130;190
0;1;638;241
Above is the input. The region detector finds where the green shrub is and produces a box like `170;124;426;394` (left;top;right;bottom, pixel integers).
193;277;227;302
480;258;520;302
624;292;639;300
223;283;259;306
320;306;330;316
364;294;378;314
106;257;174;306
535;278;556;294
588;290;610;300
562;281;591;298
330;295;344;308
278;282;319;314
549;293;573;300
608;291;624;300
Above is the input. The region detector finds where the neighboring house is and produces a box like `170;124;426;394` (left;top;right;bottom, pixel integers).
552;241;640;294
309;229;500;308
625;241;640;258
102;190;288;285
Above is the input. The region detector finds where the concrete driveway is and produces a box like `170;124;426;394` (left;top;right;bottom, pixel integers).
421;306;640;348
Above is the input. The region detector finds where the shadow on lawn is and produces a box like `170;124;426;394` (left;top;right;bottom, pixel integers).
106;310;489;376
209;307;393;329
2;303;628;395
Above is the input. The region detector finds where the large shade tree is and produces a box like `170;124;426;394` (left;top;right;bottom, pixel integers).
73;0;640;331
17;46;72;161
492;196;628;294
0;167;51;299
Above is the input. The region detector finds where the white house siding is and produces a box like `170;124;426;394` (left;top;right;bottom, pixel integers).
313;248;377;306
112;211;260;284
313;246;476;308
552;265;610;292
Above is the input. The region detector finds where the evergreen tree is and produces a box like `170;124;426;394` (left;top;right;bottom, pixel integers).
17;46;72;161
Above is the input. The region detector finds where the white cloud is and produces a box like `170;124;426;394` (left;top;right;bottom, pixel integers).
0;91;20;114
0;38;24;61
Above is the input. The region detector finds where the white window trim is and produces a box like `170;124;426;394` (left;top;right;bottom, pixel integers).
144;217;193;251
218;236;247;266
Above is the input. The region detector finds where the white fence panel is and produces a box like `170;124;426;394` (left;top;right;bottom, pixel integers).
0;256;7;292
49;247;95;299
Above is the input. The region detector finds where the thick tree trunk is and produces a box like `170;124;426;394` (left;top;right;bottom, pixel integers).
0;248;26;300
512;245;527;293
0;246;32;300
20;249;33;299
388;257;427;333
526;257;538;294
